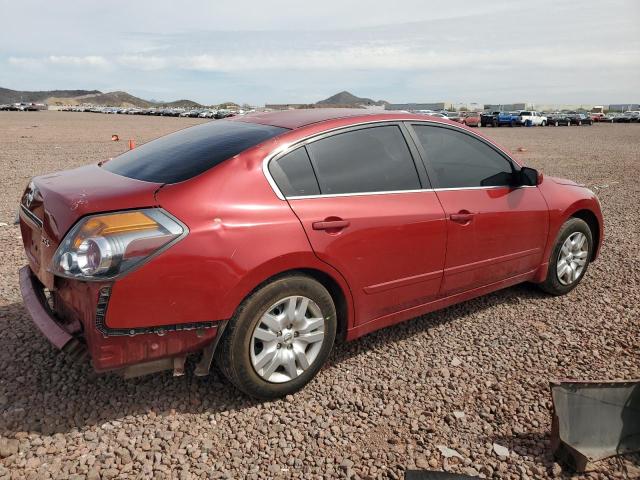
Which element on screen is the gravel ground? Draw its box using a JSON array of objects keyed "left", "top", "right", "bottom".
[{"left": 0, "top": 112, "right": 638, "bottom": 479}]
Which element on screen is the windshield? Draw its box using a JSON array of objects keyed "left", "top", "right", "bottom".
[{"left": 104, "top": 121, "right": 287, "bottom": 184}]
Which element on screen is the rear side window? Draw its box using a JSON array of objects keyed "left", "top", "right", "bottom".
[
  {"left": 104, "top": 121, "right": 287, "bottom": 183},
  {"left": 269, "top": 147, "right": 320, "bottom": 197},
  {"left": 412, "top": 125, "right": 514, "bottom": 188},
  {"left": 306, "top": 125, "right": 420, "bottom": 195}
]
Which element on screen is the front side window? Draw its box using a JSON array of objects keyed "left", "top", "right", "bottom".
[
  {"left": 412, "top": 125, "right": 514, "bottom": 188},
  {"left": 305, "top": 125, "right": 421, "bottom": 195}
]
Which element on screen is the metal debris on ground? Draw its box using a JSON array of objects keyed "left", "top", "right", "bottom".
[{"left": 550, "top": 380, "right": 640, "bottom": 472}]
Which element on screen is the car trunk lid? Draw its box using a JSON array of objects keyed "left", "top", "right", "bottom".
[{"left": 19, "top": 164, "right": 162, "bottom": 289}]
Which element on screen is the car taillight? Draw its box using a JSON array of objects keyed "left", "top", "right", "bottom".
[{"left": 51, "top": 209, "right": 186, "bottom": 280}]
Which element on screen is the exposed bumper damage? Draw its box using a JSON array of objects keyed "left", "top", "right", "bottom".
[
  {"left": 18, "top": 265, "right": 222, "bottom": 376},
  {"left": 19, "top": 265, "right": 73, "bottom": 350}
]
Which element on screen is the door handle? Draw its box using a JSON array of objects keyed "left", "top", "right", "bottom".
[
  {"left": 312, "top": 219, "right": 350, "bottom": 231},
  {"left": 450, "top": 211, "right": 475, "bottom": 224}
]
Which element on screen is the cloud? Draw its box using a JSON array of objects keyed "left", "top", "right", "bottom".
[
  {"left": 47, "top": 55, "right": 109, "bottom": 67},
  {"left": 22, "top": 43, "right": 627, "bottom": 76},
  {"left": 1, "top": 0, "right": 638, "bottom": 104},
  {"left": 9, "top": 55, "right": 110, "bottom": 69}
]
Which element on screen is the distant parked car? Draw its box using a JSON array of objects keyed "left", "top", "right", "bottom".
[
  {"left": 480, "top": 112, "right": 499, "bottom": 127},
  {"left": 495, "top": 112, "right": 521, "bottom": 127},
  {"left": 590, "top": 113, "right": 606, "bottom": 122},
  {"left": 460, "top": 112, "right": 480, "bottom": 127},
  {"left": 442, "top": 111, "right": 462, "bottom": 122},
  {"left": 614, "top": 111, "right": 640, "bottom": 123},
  {"left": 215, "top": 110, "right": 235, "bottom": 119},
  {"left": 518, "top": 111, "right": 547, "bottom": 127},
  {"left": 566, "top": 113, "right": 593, "bottom": 126},
  {"left": 546, "top": 113, "right": 571, "bottom": 126},
  {"left": 424, "top": 113, "right": 449, "bottom": 120}
]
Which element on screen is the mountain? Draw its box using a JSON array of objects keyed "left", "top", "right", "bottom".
[
  {"left": 316, "top": 91, "right": 388, "bottom": 107},
  {"left": 0, "top": 87, "right": 204, "bottom": 108},
  {"left": 0, "top": 87, "right": 101, "bottom": 104}
]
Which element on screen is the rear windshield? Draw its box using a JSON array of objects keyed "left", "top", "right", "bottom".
[{"left": 103, "top": 121, "right": 288, "bottom": 183}]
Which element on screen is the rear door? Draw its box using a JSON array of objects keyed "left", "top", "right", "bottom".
[
  {"left": 407, "top": 123, "right": 549, "bottom": 296},
  {"left": 268, "top": 123, "right": 447, "bottom": 325}
]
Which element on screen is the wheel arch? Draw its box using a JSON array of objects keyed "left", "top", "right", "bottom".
[
  {"left": 570, "top": 208, "right": 601, "bottom": 260},
  {"left": 221, "top": 260, "right": 354, "bottom": 343}
]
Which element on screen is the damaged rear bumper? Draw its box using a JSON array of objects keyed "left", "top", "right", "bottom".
[{"left": 18, "top": 265, "right": 222, "bottom": 376}]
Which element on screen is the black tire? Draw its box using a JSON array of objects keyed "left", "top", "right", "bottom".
[
  {"left": 554, "top": 121, "right": 559, "bottom": 127},
  {"left": 539, "top": 218, "right": 593, "bottom": 296},
  {"left": 541, "top": 121, "right": 547, "bottom": 127},
  {"left": 215, "top": 274, "right": 337, "bottom": 399},
  {"left": 578, "top": 120, "right": 582, "bottom": 126},
  {"left": 509, "top": 120, "right": 515, "bottom": 127}
]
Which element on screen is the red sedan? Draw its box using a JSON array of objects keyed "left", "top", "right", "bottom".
[
  {"left": 461, "top": 111, "right": 481, "bottom": 127},
  {"left": 19, "top": 109, "right": 603, "bottom": 398}
]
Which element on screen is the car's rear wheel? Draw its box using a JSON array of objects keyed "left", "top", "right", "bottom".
[
  {"left": 215, "top": 274, "right": 337, "bottom": 399},
  {"left": 539, "top": 218, "right": 593, "bottom": 296},
  {"left": 554, "top": 121, "right": 559, "bottom": 127}
]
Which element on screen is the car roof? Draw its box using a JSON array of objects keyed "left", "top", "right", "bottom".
[{"left": 231, "top": 108, "right": 421, "bottom": 130}]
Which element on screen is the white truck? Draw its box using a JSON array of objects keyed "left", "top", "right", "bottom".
[{"left": 518, "top": 111, "right": 547, "bottom": 127}]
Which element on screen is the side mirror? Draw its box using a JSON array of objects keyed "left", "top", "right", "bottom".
[{"left": 519, "top": 166, "right": 542, "bottom": 186}]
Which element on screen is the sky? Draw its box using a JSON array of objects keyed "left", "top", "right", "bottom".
[{"left": 0, "top": 0, "right": 638, "bottom": 106}]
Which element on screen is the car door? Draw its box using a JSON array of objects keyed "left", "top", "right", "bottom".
[
  {"left": 267, "top": 123, "right": 447, "bottom": 325},
  {"left": 407, "top": 123, "right": 549, "bottom": 296}
]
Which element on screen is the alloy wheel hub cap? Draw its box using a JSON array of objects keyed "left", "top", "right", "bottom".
[
  {"left": 250, "top": 295, "right": 325, "bottom": 383},
  {"left": 556, "top": 232, "right": 588, "bottom": 286}
]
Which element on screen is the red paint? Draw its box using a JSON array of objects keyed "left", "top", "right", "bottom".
[
  {"left": 18, "top": 110, "right": 604, "bottom": 373},
  {"left": 461, "top": 112, "right": 481, "bottom": 127}
]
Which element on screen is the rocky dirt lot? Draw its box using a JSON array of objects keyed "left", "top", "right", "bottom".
[{"left": 0, "top": 112, "right": 638, "bottom": 479}]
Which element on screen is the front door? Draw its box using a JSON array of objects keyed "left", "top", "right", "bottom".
[{"left": 408, "top": 123, "right": 549, "bottom": 296}]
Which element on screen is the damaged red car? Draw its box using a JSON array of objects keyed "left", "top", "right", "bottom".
[{"left": 19, "top": 109, "right": 603, "bottom": 399}]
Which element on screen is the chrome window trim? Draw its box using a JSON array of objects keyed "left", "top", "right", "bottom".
[
  {"left": 286, "top": 184, "right": 536, "bottom": 201},
  {"left": 19, "top": 204, "right": 44, "bottom": 228},
  {"left": 261, "top": 118, "right": 525, "bottom": 201},
  {"left": 433, "top": 185, "right": 536, "bottom": 192},
  {"left": 287, "top": 188, "right": 430, "bottom": 201}
]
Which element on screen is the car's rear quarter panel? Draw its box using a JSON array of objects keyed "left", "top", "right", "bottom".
[{"left": 105, "top": 137, "right": 354, "bottom": 330}]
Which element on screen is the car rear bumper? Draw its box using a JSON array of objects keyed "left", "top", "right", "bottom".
[
  {"left": 19, "top": 265, "right": 74, "bottom": 349},
  {"left": 19, "top": 265, "right": 221, "bottom": 374}
]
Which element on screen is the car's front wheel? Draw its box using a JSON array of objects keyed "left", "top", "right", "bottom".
[
  {"left": 539, "top": 218, "right": 593, "bottom": 295},
  {"left": 215, "top": 274, "right": 337, "bottom": 399}
]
